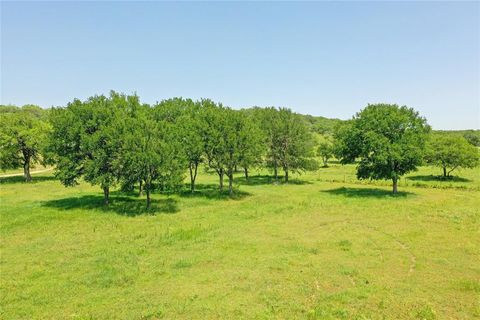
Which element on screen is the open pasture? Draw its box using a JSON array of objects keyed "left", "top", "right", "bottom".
[{"left": 1, "top": 165, "right": 479, "bottom": 319}]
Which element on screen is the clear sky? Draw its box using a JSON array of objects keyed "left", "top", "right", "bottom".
[{"left": 1, "top": 1, "right": 479, "bottom": 130}]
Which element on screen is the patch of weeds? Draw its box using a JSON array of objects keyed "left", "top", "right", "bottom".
[
  {"left": 414, "top": 305, "right": 436, "bottom": 320},
  {"left": 83, "top": 254, "right": 138, "bottom": 288},
  {"left": 352, "top": 314, "right": 374, "bottom": 320},
  {"left": 338, "top": 240, "right": 352, "bottom": 251},
  {"left": 160, "top": 225, "right": 210, "bottom": 245},
  {"left": 456, "top": 279, "right": 480, "bottom": 293},
  {"left": 307, "top": 305, "right": 349, "bottom": 320},
  {"left": 140, "top": 309, "right": 165, "bottom": 320},
  {"left": 172, "top": 259, "right": 193, "bottom": 269},
  {"left": 339, "top": 266, "right": 358, "bottom": 277}
]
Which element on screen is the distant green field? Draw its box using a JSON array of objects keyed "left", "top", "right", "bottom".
[
  {"left": 316, "top": 162, "right": 480, "bottom": 191},
  {"left": 1, "top": 165, "right": 479, "bottom": 319},
  {"left": 0, "top": 164, "right": 51, "bottom": 176}
]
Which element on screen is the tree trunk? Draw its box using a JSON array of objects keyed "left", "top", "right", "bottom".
[
  {"left": 146, "top": 187, "right": 151, "bottom": 209},
  {"left": 219, "top": 169, "right": 224, "bottom": 191},
  {"left": 139, "top": 180, "right": 143, "bottom": 197},
  {"left": 23, "top": 159, "right": 32, "bottom": 182},
  {"left": 284, "top": 166, "right": 289, "bottom": 183},
  {"left": 103, "top": 186, "right": 110, "bottom": 206},
  {"left": 189, "top": 162, "right": 198, "bottom": 192},
  {"left": 273, "top": 162, "right": 278, "bottom": 183},
  {"left": 228, "top": 173, "right": 233, "bottom": 196},
  {"left": 392, "top": 177, "right": 398, "bottom": 195},
  {"left": 443, "top": 166, "right": 447, "bottom": 178},
  {"left": 244, "top": 167, "right": 249, "bottom": 181}
]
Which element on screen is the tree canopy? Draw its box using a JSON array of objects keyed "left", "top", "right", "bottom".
[
  {"left": 0, "top": 105, "right": 50, "bottom": 181},
  {"left": 120, "top": 101, "right": 186, "bottom": 208},
  {"left": 317, "top": 138, "right": 334, "bottom": 167},
  {"left": 425, "top": 134, "right": 479, "bottom": 177},
  {"left": 252, "top": 107, "right": 318, "bottom": 183},
  {"left": 335, "top": 104, "right": 430, "bottom": 194},
  {"left": 48, "top": 92, "right": 130, "bottom": 204}
]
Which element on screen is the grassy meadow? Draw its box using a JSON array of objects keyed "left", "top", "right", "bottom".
[{"left": 1, "top": 164, "right": 479, "bottom": 319}]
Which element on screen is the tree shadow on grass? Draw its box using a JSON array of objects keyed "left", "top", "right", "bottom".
[
  {"left": 322, "top": 187, "right": 413, "bottom": 198},
  {"left": 42, "top": 195, "right": 178, "bottom": 216},
  {"left": 234, "top": 175, "right": 312, "bottom": 186},
  {"left": 406, "top": 175, "right": 471, "bottom": 183},
  {"left": 175, "top": 183, "right": 251, "bottom": 200},
  {"left": 0, "top": 175, "right": 57, "bottom": 184}
]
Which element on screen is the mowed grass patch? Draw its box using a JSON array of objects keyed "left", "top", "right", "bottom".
[{"left": 1, "top": 167, "right": 479, "bottom": 319}]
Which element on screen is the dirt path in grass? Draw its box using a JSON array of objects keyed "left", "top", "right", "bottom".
[{"left": 0, "top": 168, "right": 53, "bottom": 178}]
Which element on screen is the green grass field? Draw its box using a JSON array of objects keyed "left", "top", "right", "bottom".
[{"left": 1, "top": 164, "right": 479, "bottom": 319}]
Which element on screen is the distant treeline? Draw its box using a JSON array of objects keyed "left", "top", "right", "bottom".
[{"left": 433, "top": 129, "right": 480, "bottom": 147}]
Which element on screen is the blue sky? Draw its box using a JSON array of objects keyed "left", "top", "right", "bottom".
[{"left": 1, "top": 1, "right": 478, "bottom": 130}]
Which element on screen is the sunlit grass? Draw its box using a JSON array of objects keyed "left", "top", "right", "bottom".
[{"left": 1, "top": 165, "right": 479, "bottom": 319}]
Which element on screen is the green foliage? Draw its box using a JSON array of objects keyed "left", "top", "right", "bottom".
[
  {"left": 435, "top": 129, "right": 480, "bottom": 147},
  {"left": 0, "top": 104, "right": 49, "bottom": 119},
  {"left": 256, "top": 107, "right": 318, "bottom": 182},
  {"left": 178, "top": 99, "right": 205, "bottom": 192},
  {"left": 335, "top": 104, "right": 430, "bottom": 193},
  {"left": 0, "top": 106, "right": 50, "bottom": 181},
  {"left": 462, "top": 131, "right": 480, "bottom": 147},
  {"left": 198, "top": 99, "right": 229, "bottom": 190},
  {"left": 121, "top": 101, "right": 186, "bottom": 208},
  {"left": 199, "top": 101, "right": 263, "bottom": 194},
  {"left": 237, "top": 109, "right": 265, "bottom": 179},
  {"left": 425, "top": 134, "right": 479, "bottom": 177},
  {"left": 299, "top": 113, "right": 343, "bottom": 135},
  {"left": 317, "top": 139, "right": 334, "bottom": 167},
  {"left": 48, "top": 92, "right": 132, "bottom": 204},
  {"left": 276, "top": 108, "right": 318, "bottom": 181}
]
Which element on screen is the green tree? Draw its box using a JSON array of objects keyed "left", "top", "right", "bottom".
[
  {"left": 222, "top": 109, "right": 262, "bottom": 194},
  {"left": 49, "top": 92, "right": 129, "bottom": 205},
  {"left": 0, "top": 106, "right": 50, "bottom": 181},
  {"left": 317, "top": 139, "right": 334, "bottom": 167},
  {"left": 463, "top": 131, "right": 480, "bottom": 147},
  {"left": 199, "top": 101, "right": 261, "bottom": 194},
  {"left": 199, "top": 99, "right": 229, "bottom": 191},
  {"left": 425, "top": 134, "right": 479, "bottom": 177},
  {"left": 177, "top": 100, "right": 204, "bottom": 192},
  {"left": 335, "top": 104, "right": 430, "bottom": 194},
  {"left": 255, "top": 107, "right": 317, "bottom": 183},
  {"left": 275, "top": 108, "right": 317, "bottom": 182},
  {"left": 121, "top": 103, "right": 186, "bottom": 208},
  {"left": 237, "top": 109, "right": 264, "bottom": 180},
  {"left": 256, "top": 107, "right": 282, "bottom": 182}
]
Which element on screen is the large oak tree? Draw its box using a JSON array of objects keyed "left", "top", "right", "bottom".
[
  {"left": 49, "top": 92, "right": 129, "bottom": 205},
  {"left": 335, "top": 104, "right": 430, "bottom": 194}
]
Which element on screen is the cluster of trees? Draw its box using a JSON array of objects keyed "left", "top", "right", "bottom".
[
  {"left": 1, "top": 98, "right": 478, "bottom": 199},
  {"left": 333, "top": 104, "right": 479, "bottom": 193},
  {"left": 435, "top": 129, "right": 480, "bottom": 147},
  {"left": 0, "top": 105, "right": 50, "bottom": 181},
  {"left": 44, "top": 92, "right": 317, "bottom": 207}
]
